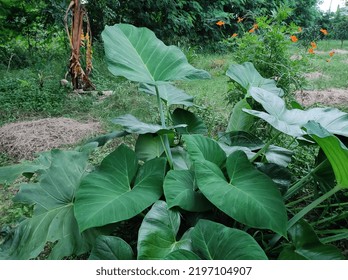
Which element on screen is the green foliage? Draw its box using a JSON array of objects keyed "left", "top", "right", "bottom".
[{"left": 1, "top": 24, "right": 347, "bottom": 261}]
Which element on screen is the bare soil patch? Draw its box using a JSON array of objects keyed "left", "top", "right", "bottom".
[
  {"left": 295, "top": 88, "right": 348, "bottom": 107},
  {"left": 0, "top": 117, "right": 102, "bottom": 160}
]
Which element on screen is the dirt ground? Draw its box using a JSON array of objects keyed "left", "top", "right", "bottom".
[{"left": 295, "top": 88, "right": 348, "bottom": 107}]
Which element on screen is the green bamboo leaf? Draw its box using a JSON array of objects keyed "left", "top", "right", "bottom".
[
  {"left": 89, "top": 236, "right": 134, "bottom": 260},
  {"left": 164, "top": 170, "right": 212, "bottom": 212},
  {"left": 244, "top": 87, "right": 348, "bottom": 138},
  {"left": 191, "top": 219, "right": 268, "bottom": 260},
  {"left": 195, "top": 151, "right": 287, "bottom": 236},
  {"left": 183, "top": 134, "right": 226, "bottom": 167},
  {"left": 139, "top": 83, "right": 194, "bottom": 107},
  {"left": 172, "top": 108, "right": 207, "bottom": 135},
  {"left": 2, "top": 150, "right": 98, "bottom": 259},
  {"left": 279, "top": 220, "right": 344, "bottom": 260},
  {"left": 102, "top": 24, "right": 210, "bottom": 84},
  {"left": 226, "top": 62, "right": 284, "bottom": 96},
  {"left": 304, "top": 121, "right": 348, "bottom": 188},
  {"left": 75, "top": 145, "right": 167, "bottom": 231},
  {"left": 226, "top": 99, "right": 254, "bottom": 132},
  {"left": 137, "top": 201, "right": 192, "bottom": 260}
]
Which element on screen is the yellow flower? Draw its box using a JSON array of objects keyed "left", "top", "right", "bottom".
[
  {"left": 290, "top": 35, "right": 298, "bottom": 43},
  {"left": 253, "top": 23, "right": 259, "bottom": 29},
  {"left": 237, "top": 17, "right": 244, "bottom": 23},
  {"left": 216, "top": 20, "right": 225, "bottom": 26}
]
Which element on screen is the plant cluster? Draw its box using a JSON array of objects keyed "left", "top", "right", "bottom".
[{"left": 0, "top": 24, "right": 347, "bottom": 260}]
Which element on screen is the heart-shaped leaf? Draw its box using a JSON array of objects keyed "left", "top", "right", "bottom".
[
  {"left": 112, "top": 114, "right": 185, "bottom": 135},
  {"left": 226, "top": 99, "right": 254, "bottom": 132},
  {"left": 244, "top": 87, "right": 348, "bottom": 138},
  {"left": 164, "top": 249, "right": 201, "bottom": 260},
  {"left": 172, "top": 108, "right": 207, "bottom": 135},
  {"left": 3, "top": 150, "right": 99, "bottom": 259},
  {"left": 226, "top": 62, "right": 284, "bottom": 97},
  {"left": 304, "top": 121, "right": 348, "bottom": 189},
  {"left": 279, "top": 220, "right": 344, "bottom": 260},
  {"left": 135, "top": 133, "right": 164, "bottom": 161},
  {"left": 164, "top": 169, "right": 212, "bottom": 212},
  {"left": 74, "top": 145, "right": 167, "bottom": 231},
  {"left": 139, "top": 83, "right": 194, "bottom": 107},
  {"left": 195, "top": 151, "right": 287, "bottom": 236},
  {"left": 183, "top": 134, "right": 226, "bottom": 167},
  {"left": 137, "top": 201, "right": 192, "bottom": 260},
  {"left": 89, "top": 236, "right": 134, "bottom": 260},
  {"left": 191, "top": 219, "right": 268, "bottom": 260},
  {"left": 102, "top": 24, "right": 210, "bottom": 84}
]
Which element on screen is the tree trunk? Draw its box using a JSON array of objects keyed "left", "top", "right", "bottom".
[{"left": 65, "top": 0, "right": 95, "bottom": 91}]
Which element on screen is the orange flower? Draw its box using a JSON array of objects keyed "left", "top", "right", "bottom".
[
  {"left": 329, "top": 50, "right": 335, "bottom": 57},
  {"left": 253, "top": 23, "right": 259, "bottom": 29},
  {"left": 308, "top": 48, "right": 315, "bottom": 54},
  {"left": 216, "top": 20, "right": 225, "bottom": 26},
  {"left": 310, "top": 42, "right": 317, "bottom": 49},
  {"left": 320, "top": 28, "right": 328, "bottom": 35},
  {"left": 249, "top": 28, "right": 255, "bottom": 33},
  {"left": 237, "top": 17, "right": 244, "bottom": 23},
  {"left": 290, "top": 35, "right": 298, "bottom": 43},
  {"left": 231, "top": 33, "right": 238, "bottom": 37},
  {"left": 298, "top": 27, "right": 302, "bottom": 32}
]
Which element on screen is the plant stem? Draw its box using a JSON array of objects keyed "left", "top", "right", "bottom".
[
  {"left": 284, "top": 159, "right": 328, "bottom": 200},
  {"left": 155, "top": 85, "right": 173, "bottom": 168},
  {"left": 250, "top": 131, "right": 282, "bottom": 162}
]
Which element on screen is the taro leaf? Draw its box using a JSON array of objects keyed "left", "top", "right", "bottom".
[
  {"left": 255, "top": 163, "right": 292, "bottom": 196},
  {"left": 226, "top": 99, "right": 254, "bottom": 132},
  {"left": 139, "top": 83, "right": 194, "bottom": 107},
  {"left": 218, "top": 143, "right": 255, "bottom": 159},
  {"left": 183, "top": 134, "right": 226, "bottom": 167},
  {"left": 112, "top": 114, "right": 186, "bottom": 135},
  {"left": 219, "top": 131, "right": 264, "bottom": 150},
  {"left": 75, "top": 145, "right": 167, "bottom": 231},
  {"left": 226, "top": 62, "right": 284, "bottom": 97},
  {"left": 0, "top": 152, "right": 51, "bottom": 184},
  {"left": 3, "top": 150, "right": 97, "bottom": 260},
  {"left": 164, "top": 170, "right": 212, "bottom": 212},
  {"left": 279, "top": 220, "right": 344, "bottom": 260},
  {"left": 244, "top": 87, "right": 348, "bottom": 138},
  {"left": 172, "top": 108, "right": 207, "bottom": 135},
  {"left": 265, "top": 145, "right": 293, "bottom": 167},
  {"left": 86, "top": 131, "right": 129, "bottom": 147},
  {"left": 191, "top": 219, "right": 268, "bottom": 260},
  {"left": 171, "top": 146, "right": 191, "bottom": 170},
  {"left": 135, "top": 133, "right": 164, "bottom": 161},
  {"left": 164, "top": 249, "right": 201, "bottom": 260},
  {"left": 89, "top": 236, "right": 134, "bottom": 260},
  {"left": 195, "top": 151, "right": 287, "bottom": 236},
  {"left": 102, "top": 24, "right": 210, "bottom": 85},
  {"left": 304, "top": 121, "right": 348, "bottom": 189},
  {"left": 137, "top": 201, "right": 192, "bottom": 260}
]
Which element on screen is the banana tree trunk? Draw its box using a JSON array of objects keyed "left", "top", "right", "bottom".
[{"left": 65, "top": 0, "right": 95, "bottom": 90}]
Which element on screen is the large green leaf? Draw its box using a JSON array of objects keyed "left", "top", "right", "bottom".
[
  {"left": 102, "top": 24, "right": 210, "bottom": 84},
  {"left": 2, "top": 150, "right": 97, "bottom": 259},
  {"left": 112, "top": 114, "right": 185, "bottom": 135},
  {"left": 89, "top": 236, "right": 134, "bottom": 260},
  {"left": 279, "top": 220, "right": 344, "bottom": 260},
  {"left": 137, "top": 201, "right": 192, "bottom": 260},
  {"left": 75, "top": 145, "right": 167, "bottom": 231},
  {"left": 304, "top": 121, "right": 348, "bottom": 188},
  {"left": 265, "top": 145, "right": 293, "bottom": 167},
  {"left": 164, "top": 249, "right": 201, "bottom": 260},
  {"left": 244, "top": 87, "right": 348, "bottom": 138},
  {"left": 195, "top": 151, "right": 287, "bottom": 236},
  {"left": 164, "top": 170, "right": 212, "bottom": 212},
  {"left": 191, "top": 219, "right": 268, "bottom": 260},
  {"left": 135, "top": 133, "right": 164, "bottom": 161},
  {"left": 226, "top": 99, "right": 254, "bottom": 132},
  {"left": 226, "top": 62, "right": 284, "bottom": 97},
  {"left": 183, "top": 134, "right": 226, "bottom": 167},
  {"left": 139, "top": 83, "right": 194, "bottom": 107},
  {"left": 172, "top": 108, "right": 207, "bottom": 135},
  {"left": 171, "top": 146, "right": 191, "bottom": 170}
]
